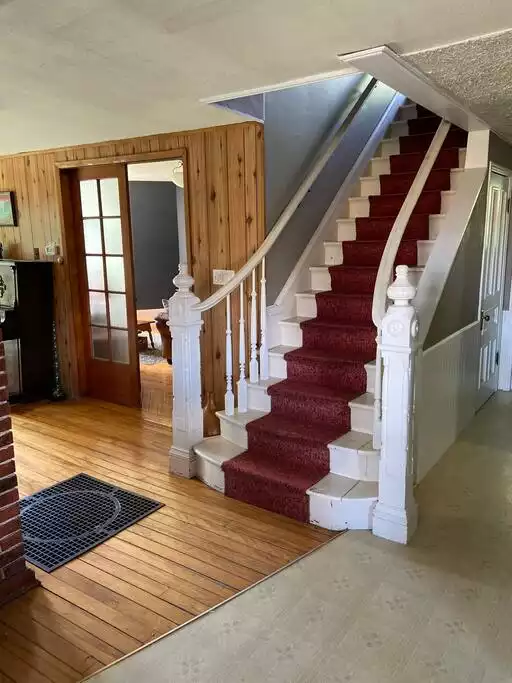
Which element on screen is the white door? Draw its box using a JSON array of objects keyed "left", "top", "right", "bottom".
[{"left": 477, "top": 169, "right": 511, "bottom": 408}]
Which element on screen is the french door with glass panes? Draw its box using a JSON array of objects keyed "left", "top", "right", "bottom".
[{"left": 74, "top": 165, "right": 140, "bottom": 407}]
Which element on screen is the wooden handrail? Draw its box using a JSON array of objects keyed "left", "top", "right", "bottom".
[
  {"left": 193, "top": 75, "right": 378, "bottom": 313},
  {"left": 371, "top": 119, "right": 451, "bottom": 328}
]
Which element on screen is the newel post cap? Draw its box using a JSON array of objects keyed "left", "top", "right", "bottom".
[{"left": 387, "top": 265, "right": 416, "bottom": 306}]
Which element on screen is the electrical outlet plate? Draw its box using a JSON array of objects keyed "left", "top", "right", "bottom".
[{"left": 213, "top": 269, "right": 235, "bottom": 286}]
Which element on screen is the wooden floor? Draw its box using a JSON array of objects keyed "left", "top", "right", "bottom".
[
  {"left": 0, "top": 400, "right": 334, "bottom": 683},
  {"left": 139, "top": 360, "right": 172, "bottom": 427}
]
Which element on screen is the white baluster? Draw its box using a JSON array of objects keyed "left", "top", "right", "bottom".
[
  {"left": 259, "top": 257, "right": 269, "bottom": 380},
  {"left": 237, "top": 281, "right": 248, "bottom": 412},
  {"left": 168, "top": 264, "right": 203, "bottom": 478},
  {"left": 373, "top": 265, "right": 418, "bottom": 544},
  {"left": 372, "top": 331, "right": 383, "bottom": 449},
  {"left": 225, "top": 293, "right": 235, "bottom": 416},
  {"left": 249, "top": 268, "right": 259, "bottom": 383}
]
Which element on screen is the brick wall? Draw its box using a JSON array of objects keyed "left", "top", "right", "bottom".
[{"left": 0, "top": 337, "right": 39, "bottom": 606}]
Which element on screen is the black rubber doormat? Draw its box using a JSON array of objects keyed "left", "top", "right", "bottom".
[{"left": 20, "top": 473, "right": 163, "bottom": 572}]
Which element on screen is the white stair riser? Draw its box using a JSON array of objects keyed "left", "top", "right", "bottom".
[
  {"left": 369, "top": 157, "right": 391, "bottom": 176},
  {"left": 329, "top": 445, "right": 379, "bottom": 482},
  {"left": 324, "top": 242, "right": 342, "bottom": 266},
  {"left": 337, "top": 219, "right": 357, "bottom": 241},
  {"left": 349, "top": 402, "right": 373, "bottom": 434},
  {"left": 459, "top": 148, "right": 466, "bottom": 167},
  {"left": 417, "top": 241, "right": 433, "bottom": 267},
  {"left": 196, "top": 458, "right": 225, "bottom": 493},
  {"left": 360, "top": 176, "right": 380, "bottom": 197},
  {"left": 279, "top": 320, "right": 303, "bottom": 347},
  {"left": 440, "top": 191, "right": 456, "bottom": 213},
  {"left": 429, "top": 214, "right": 445, "bottom": 239},
  {"left": 388, "top": 120, "right": 409, "bottom": 138},
  {"left": 310, "top": 267, "right": 331, "bottom": 291},
  {"left": 365, "top": 364, "right": 375, "bottom": 394},
  {"left": 219, "top": 416, "right": 248, "bottom": 449},
  {"left": 398, "top": 104, "right": 417, "bottom": 121},
  {"left": 269, "top": 351, "right": 288, "bottom": 379},
  {"left": 308, "top": 493, "right": 377, "bottom": 531},
  {"left": 248, "top": 385, "right": 271, "bottom": 412},
  {"left": 348, "top": 196, "right": 370, "bottom": 218},
  {"left": 379, "top": 138, "right": 400, "bottom": 158},
  {"left": 296, "top": 293, "right": 317, "bottom": 318}
]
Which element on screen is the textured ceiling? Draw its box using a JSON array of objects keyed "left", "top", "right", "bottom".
[
  {"left": 1, "top": 0, "right": 512, "bottom": 154},
  {"left": 405, "top": 30, "right": 512, "bottom": 142}
]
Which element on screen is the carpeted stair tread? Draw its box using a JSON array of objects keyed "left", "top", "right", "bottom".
[
  {"left": 246, "top": 412, "right": 343, "bottom": 445},
  {"left": 368, "top": 189, "right": 441, "bottom": 217},
  {"left": 268, "top": 378, "right": 360, "bottom": 403},
  {"left": 355, "top": 215, "right": 430, "bottom": 242},
  {"left": 390, "top": 147, "right": 461, "bottom": 174},
  {"left": 301, "top": 317, "right": 374, "bottom": 331},
  {"left": 379, "top": 168, "right": 452, "bottom": 195},
  {"left": 223, "top": 451, "right": 324, "bottom": 489},
  {"left": 399, "top": 128, "right": 467, "bottom": 155},
  {"left": 285, "top": 345, "right": 373, "bottom": 365}
]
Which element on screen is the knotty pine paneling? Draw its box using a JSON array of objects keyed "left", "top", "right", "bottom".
[{"left": 0, "top": 122, "right": 265, "bottom": 408}]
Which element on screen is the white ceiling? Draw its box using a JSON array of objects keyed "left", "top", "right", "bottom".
[{"left": 1, "top": 0, "right": 512, "bottom": 155}]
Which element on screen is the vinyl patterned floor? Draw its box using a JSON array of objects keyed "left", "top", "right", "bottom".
[
  {"left": 89, "top": 392, "right": 512, "bottom": 683},
  {"left": 0, "top": 399, "right": 333, "bottom": 683}
]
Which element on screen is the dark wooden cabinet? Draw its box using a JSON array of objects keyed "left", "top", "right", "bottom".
[{"left": 0, "top": 261, "right": 54, "bottom": 402}]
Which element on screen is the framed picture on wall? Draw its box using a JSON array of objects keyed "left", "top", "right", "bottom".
[{"left": 0, "top": 191, "right": 16, "bottom": 226}]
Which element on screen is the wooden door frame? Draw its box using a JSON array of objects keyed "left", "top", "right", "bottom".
[{"left": 56, "top": 148, "right": 191, "bottom": 398}]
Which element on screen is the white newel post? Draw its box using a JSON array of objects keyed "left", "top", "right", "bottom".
[
  {"left": 372, "top": 265, "right": 418, "bottom": 544},
  {"left": 168, "top": 264, "right": 204, "bottom": 478}
]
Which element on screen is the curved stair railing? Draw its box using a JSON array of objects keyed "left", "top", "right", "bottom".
[
  {"left": 167, "top": 75, "right": 385, "bottom": 477},
  {"left": 371, "top": 119, "right": 451, "bottom": 449}
]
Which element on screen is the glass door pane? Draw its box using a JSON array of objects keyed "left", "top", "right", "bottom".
[{"left": 79, "top": 175, "right": 129, "bottom": 365}]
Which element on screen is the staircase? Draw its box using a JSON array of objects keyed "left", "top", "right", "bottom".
[{"left": 192, "top": 101, "right": 467, "bottom": 530}]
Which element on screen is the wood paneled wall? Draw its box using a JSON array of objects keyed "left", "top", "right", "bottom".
[{"left": 0, "top": 122, "right": 265, "bottom": 409}]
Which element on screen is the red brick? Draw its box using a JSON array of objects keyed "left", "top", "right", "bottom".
[
  {"left": 0, "top": 501, "right": 19, "bottom": 524},
  {"left": 0, "top": 568, "right": 39, "bottom": 607},
  {"left": 3, "top": 556, "right": 26, "bottom": 579},
  {"left": 0, "top": 444, "right": 14, "bottom": 464},
  {"left": 0, "top": 459, "right": 14, "bottom": 479},
  {"left": 0, "top": 473, "right": 16, "bottom": 494},
  {"left": 0, "top": 543, "right": 24, "bottom": 569},
  {"left": 0, "top": 516, "right": 20, "bottom": 539},
  {"left": 0, "top": 488, "right": 18, "bottom": 508},
  {"left": 0, "top": 530, "right": 22, "bottom": 552},
  {"left": 0, "top": 431, "right": 13, "bottom": 449}
]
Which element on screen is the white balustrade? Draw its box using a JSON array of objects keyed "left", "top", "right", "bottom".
[
  {"left": 237, "top": 281, "right": 248, "bottom": 412},
  {"left": 168, "top": 264, "right": 204, "bottom": 478},
  {"left": 373, "top": 265, "right": 418, "bottom": 544},
  {"left": 249, "top": 269, "right": 259, "bottom": 384},
  {"left": 259, "top": 258, "right": 269, "bottom": 380},
  {"left": 225, "top": 293, "right": 235, "bottom": 416}
]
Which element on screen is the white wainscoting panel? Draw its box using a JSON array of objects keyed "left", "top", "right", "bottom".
[
  {"left": 498, "top": 310, "right": 512, "bottom": 391},
  {"left": 416, "top": 322, "right": 480, "bottom": 481}
]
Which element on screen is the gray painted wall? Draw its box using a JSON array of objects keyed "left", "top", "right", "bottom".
[
  {"left": 265, "top": 81, "right": 397, "bottom": 302},
  {"left": 264, "top": 74, "right": 362, "bottom": 233},
  {"left": 129, "top": 181, "right": 179, "bottom": 310},
  {"left": 424, "top": 181, "right": 488, "bottom": 349}
]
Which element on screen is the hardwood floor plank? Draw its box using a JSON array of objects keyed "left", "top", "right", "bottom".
[{"left": 1, "top": 399, "right": 335, "bottom": 683}]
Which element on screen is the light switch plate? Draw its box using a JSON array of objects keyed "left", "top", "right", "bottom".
[{"left": 213, "top": 269, "right": 235, "bottom": 286}]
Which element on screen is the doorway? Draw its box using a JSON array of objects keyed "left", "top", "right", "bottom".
[
  {"left": 61, "top": 152, "right": 187, "bottom": 417},
  {"left": 477, "top": 165, "right": 512, "bottom": 408}
]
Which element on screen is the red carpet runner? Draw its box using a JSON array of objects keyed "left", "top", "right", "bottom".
[{"left": 223, "top": 106, "right": 467, "bottom": 522}]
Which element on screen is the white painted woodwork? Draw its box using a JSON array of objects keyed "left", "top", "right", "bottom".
[
  {"left": 247, "top": 378, "right": 280, "bottom": 412},
  {"left": 477, "top": 170, "right": 511, "bottom": 407},
  {"left": 224, "top": 293, "right": 235, "bottom": 416},
  {"left": 379, "top": 138, "right": 400, "bottom": 158},
  {"left": 268, "top": 345, "right": 295, "bottom": 379},
  {"left": 168, "top": 265, "right": 204, "bottom": 478},
  {"left": 498, "top": 310, "right": 512, "bottom": 391},
  {"left": 324, "top": 241, "right": 343, "bottom": 266},
  {"left": 348, "top": 393, "right": 374, "bottom": 434},
  {"left": 416, "top": 322, "right": 480, "bottom": 481},
  {"left": 398, "top": 103, "right": 418, "bottom": 121},
  {"left": 388, "top": 119, "right": 409, "bottom": 138},
  {"left": 279, "top": 317, "right": 307, "bottom": 347},
  {"left": 416, "top": 240, "right": 435, "bottom": 266},
  {"left": 249, "top": 269, "right": 259, "bottom": 384},
  {"left": 348, "top": 196, "right": 370, "bottom": 218},
  {"left": 295, "top": 291, "right": 317, "bottom": 318},
  {"left": 259, "top": 257, "right": 269, "bottom": 380},
  {"left": 368, "top": 156, "right": 391, "bottom": 177},
  {"left": 428, "top": 213, "right": 446, "bottom": 240},
  {"left": 237, "top": 282, "right": 248, "bottom": 413},
  {"left": 360, "top": 176, "right": 380, "bottom": 197},
  {"left": 307, "top": 475, "right": 378, "bottom": 530},
  {"left": 309, "top": 266, "right": 331, "bottom": 291},
  {"left": 194, "top": 436, "right": 245, "bottom": 493},
  {"left": 365, "top": 361, "right": 376, "bottom": 394},
  {"left": 336, "top": 218, "right": 357, "bottom": 241},
  {"left": 217, "top": 409, "right": 267, "bottom": 449},
  {"left": 329, "top": 431, "right": 380, "bottom": 481},
  {"left": 372, "top": 266, "right": 418, "bottom": 544},
  {"left": 415, "top": 166, "right": 488, "bottom": 345}
]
